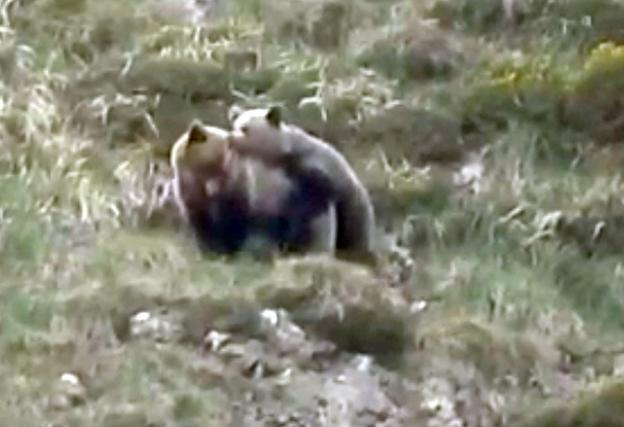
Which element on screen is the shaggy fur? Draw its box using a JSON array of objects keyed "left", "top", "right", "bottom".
[{"left": 170, "top": 120, "right": 337, "bottom": 255}]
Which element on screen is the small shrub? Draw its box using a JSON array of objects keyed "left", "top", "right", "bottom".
[
  {"left": 566, "top": 42, "right": 624, "bottom": 142},
  {"left": 459, "top": 52, "right": 570, "bottom": 133}
]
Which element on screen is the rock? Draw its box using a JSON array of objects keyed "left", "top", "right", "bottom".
[
  {"left": 129, "top": 309, "right": 184, "bottom": 342},
  {"left": 259, "top": 308, "right": 307, "bottom": 355},
  {"left": 203, "top": 330, "right": 231, "bottom": 352},
  {"left": 49, "top": 372, "right": 87, "bottom": 409}
]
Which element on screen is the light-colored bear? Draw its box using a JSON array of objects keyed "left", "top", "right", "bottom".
[{"left": 228, "top": 106, "right": 376, "bottom": 265}]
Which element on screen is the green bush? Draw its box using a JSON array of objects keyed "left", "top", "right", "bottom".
[
  {"left": 565, "top": 42, "right": 624, "bottom": 142},
  {"left": 460, "top": 53, "right": 569, "bottom": 132}
]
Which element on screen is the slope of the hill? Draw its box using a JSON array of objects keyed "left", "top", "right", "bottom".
[{"left": 3, "top": 0, "right": 624, "bottom": 425}]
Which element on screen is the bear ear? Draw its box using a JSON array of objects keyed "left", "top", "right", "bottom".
[
  {"left": 266, "top": 105, "right": 282, "bottom": 128},
  {"left": 228, "top": 104, "right": 243, "bottom": 124},
  {"left": 187, "top": 120, "right": 207, "bottom": 145}
]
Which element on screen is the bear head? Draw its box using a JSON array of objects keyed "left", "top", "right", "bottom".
[
  {"left": 228, "top": 105, "right": 291, "bottom": 163},
  {"left": 170, "top": 120, "right": 238, "bottom": 196}
]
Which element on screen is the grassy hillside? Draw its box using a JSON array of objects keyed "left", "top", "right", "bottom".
[{"left": 4, "top": 0, "right": 624, "bottom": 425}]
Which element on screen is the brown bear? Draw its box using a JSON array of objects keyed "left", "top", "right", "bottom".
[
  {"left": 169, "top": 119, "right": 337, "bottom": 256},
  {"left": 228, "top": 106, "right": 377, "bottom": 265}
]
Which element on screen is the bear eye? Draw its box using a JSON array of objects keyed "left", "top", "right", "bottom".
[{"left": 241, "top": 126, "right": 250, "bottom": 135}]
